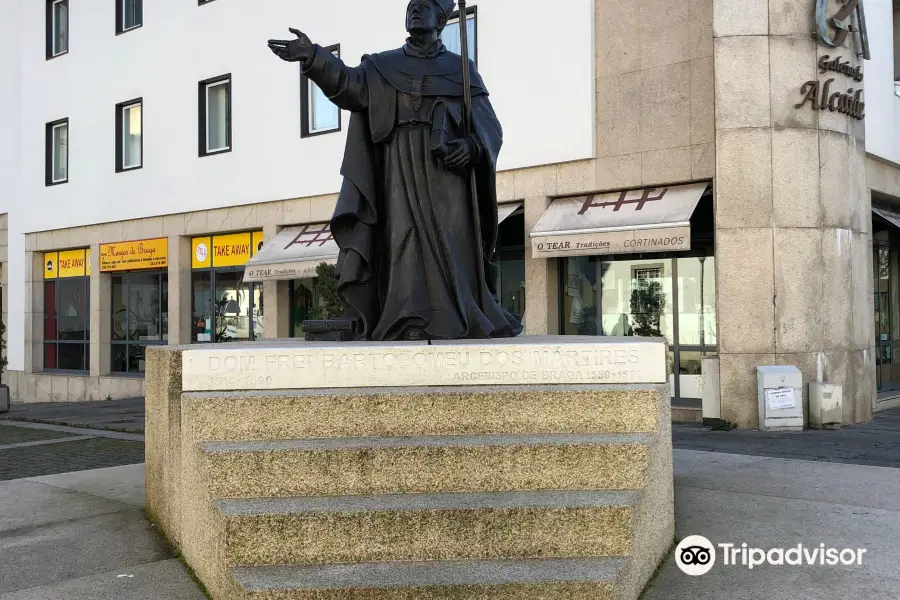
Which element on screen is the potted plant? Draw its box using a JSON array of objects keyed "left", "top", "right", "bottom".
[
  {"left": 0, "top": 319, "right": 9, "bottom": 413},
  {"left": 310, "top": 262, "right": 345, "bottom": 320}
]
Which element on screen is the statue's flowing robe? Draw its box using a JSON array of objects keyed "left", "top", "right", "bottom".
[{"left": 303, "top": 41, "right": 522, "bottom": 340}]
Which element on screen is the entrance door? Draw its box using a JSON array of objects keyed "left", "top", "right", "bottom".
[{"left": 874, "top": 245, "right": 898, "bottom": 391}]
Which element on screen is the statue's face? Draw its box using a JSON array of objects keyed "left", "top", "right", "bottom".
[{"left": 406, "top": 0, "right": 445, "bottom": 33}]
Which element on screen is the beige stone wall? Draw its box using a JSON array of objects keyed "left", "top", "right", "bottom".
[
  {"left": 868, "top": 155, "right": 900, "bottom": 201},
  {"left": 594, "top": 0, "right": 715, "bottom": 187},
  {"left": 516, "top": 0, "right": 716, "bottom": 338},
  {"left": 713, "top": 0, "right": 874, "bottom": 427}
]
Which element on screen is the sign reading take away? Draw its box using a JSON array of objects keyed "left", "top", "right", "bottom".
[
  {"left": 44, "top": 249, "right": 90, "bottom": 279},
  {"left": 192, "top": 231, "right": 264, "bottom": 269},
  {"left": 100, "top": 238, "right": 168, "bottom": 272}
]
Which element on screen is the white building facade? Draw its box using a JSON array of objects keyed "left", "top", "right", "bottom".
[{"left": 2, "top": 0, "right": 900, "bottom": 428}]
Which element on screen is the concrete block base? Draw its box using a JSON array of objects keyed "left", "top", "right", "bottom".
[{"left": 145, "top": 342, "right": 674, "bottom": 600}]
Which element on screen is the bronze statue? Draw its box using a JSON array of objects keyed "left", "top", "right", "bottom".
[{"left": 268, "top": 0, "right": 522, "bottom": 341}]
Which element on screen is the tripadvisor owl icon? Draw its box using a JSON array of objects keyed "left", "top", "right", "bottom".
[{"left": 676, "top": 535, "right": 716, "bottom": 576}]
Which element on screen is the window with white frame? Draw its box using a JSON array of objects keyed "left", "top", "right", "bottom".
[
  {"left": 301, "top": 45, "right": 341, "bottom": 137},
  {"left": 442, "top": 7, "right": 476, "bottom": 64},
  {"left": 118, "top": 0, "right": 142, "bottom": 34},
  {"left": 47, "top": 0, "right": 68, "bottom": 59},
  {"left": 46, "top": 119, "right": 69, "bottom": 185},
  {"left": 199, "top": 75, "right": 231, "bottom": 156},
  {"left": 117, "top": 99, "right": 142, "bottom": 171}
]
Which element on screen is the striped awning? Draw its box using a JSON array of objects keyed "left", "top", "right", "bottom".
[{"left": 244, "top": 223, "right": 339, "bottom": 282}]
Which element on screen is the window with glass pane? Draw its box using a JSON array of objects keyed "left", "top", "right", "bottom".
[
  {"left": 122, "top": 0, "right": 142, "bottom": 31},
  {"left": 561, "top": 256, "right": 674, "bottom": 343},
  {"left": 206, "top": 80, "right": 230, "bottom": 153},
  {"left": 494, "top": 211, "right": 526, "bottom": 323},
  {"left": 43, "top": 276, "right": 89, "bottom": 372},
  {"left": 251, "top": 283, "right": 264, "bottom": 340},
  {"left": 52, "top": 122, "right": 68, "bottom": 183},
  {"left": 192, "top": 269, "right": 263, "bottom": 343},
  {"left": 215, "top": 271, "right": 251, "bottom": 342},
  {"left": 442, "top": 10, "right": 476, "bottom": 62},
  {"left": 309, "top": 81, "right": 339, "bottom": 133},
  {"left": 290, "top": 279, "right": 317, "bottom": 336},
  {"left": 121, "top": 103, "right": 142, "bottom": 169},
  {"left": 676, "top": 256, "right": 716, "bottom": 347},
  {"left": 50, "top": 0, "right": 68, "bottom": 57},
  {"left": 111, "top": 272, "right": 167, "bottom": 374},
  {"left": 192, "top": 271, "right": 213, "bottom": 342},
  {"left": 303, "top": 47, "right": 341, "bottom": 136}
]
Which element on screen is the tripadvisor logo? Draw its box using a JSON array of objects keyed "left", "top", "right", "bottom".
[
  {"left": 675, "top": 535, "right": 868, "bottom": 575},
  {"left": 676, "top": 536, "right": 716, "bottom": 576}
]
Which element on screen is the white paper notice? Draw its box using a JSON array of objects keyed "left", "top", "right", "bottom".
[{"left": 766, "top": 387, "right": 796, "bottom": 411}]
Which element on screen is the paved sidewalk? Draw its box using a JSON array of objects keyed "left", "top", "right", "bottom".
[
  {"left": 0, "top": 397, "right": 145, "bottom": 433},
  {"left": 673, "top": 408, "right": 900, "bottom": 467},
  {"left": 0, "top": 463, "right": 205, "bottom": 600},
  {"left": 643, "top": 449, "right": 900, "bottom": 599}
]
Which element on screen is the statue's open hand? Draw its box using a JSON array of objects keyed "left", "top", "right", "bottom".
[
  {"left": 441, "top": 138, "right": 473, "bottom": 171},
  {"left": 268, "top": 28, "right": 315, "bottom": 63}
]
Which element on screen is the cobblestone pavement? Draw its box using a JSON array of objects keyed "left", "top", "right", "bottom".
[
  {"left": 0, "top": 397, "right": 145, "bottom": 433},
  {"left": 0, "top": 422, "right": 145, "bottom": 482},
  {"left": 0, "top": 425, "right": 73, "bottom": 445}
]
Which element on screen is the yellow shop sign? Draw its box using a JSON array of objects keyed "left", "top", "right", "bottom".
[
  {"left": 44, "top": 249, "right": 89, "bottom": 279},
  {"left": 100, "top": 237, "right": 169, "bottom": 272},
  {"left": 192, "top": 231, "right": 264, "bottom": 269}
]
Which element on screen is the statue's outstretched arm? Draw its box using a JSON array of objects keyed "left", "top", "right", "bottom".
[{"left": 269, "top": 28, "right": 367, "bottom": 113}]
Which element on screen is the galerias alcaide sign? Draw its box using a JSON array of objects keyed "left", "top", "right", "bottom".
[{"left": 795, "top": 0, "right": 869, "bottom": 121}]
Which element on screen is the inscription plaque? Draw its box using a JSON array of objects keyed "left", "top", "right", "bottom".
[{"left": 181, "top": 337, "right": 667, "bottom": 391}]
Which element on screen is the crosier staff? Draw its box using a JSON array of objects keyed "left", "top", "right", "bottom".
[{"left": 457, "top": 0, "right": 487, "bottom": 318}]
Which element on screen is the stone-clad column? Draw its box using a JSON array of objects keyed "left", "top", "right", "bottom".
[
  {"left": 24, "top": 251, "right": 44, "bottom": 374},
  {"left": 523, "top": 196, "right": 559, "bottom": 336},
  {"left": 167, "top": 236, "right": 193, "bottom": 345},
  {"left": 89, "top": 243, "right": 111, "bottom": 377},
  {"left": 713, "top": 0, "right": 873, "bottom": 427},
  {"left": 261, "top": 223, "right": 290, "bottom": 339}
]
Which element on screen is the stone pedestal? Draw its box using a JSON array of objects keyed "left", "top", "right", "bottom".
[{"left": 146, "top": 337, "right": 674, "bottom": 600}]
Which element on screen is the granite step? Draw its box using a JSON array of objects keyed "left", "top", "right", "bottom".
[
  {"left": 200, "top": 433, "right": 653, "bottom": 498},
  {"left": 230, "top": 557, "right": 629, "bottom": 600},
  {"left": 218, "top": 490, "right": 638, "bottom": 566},
  {"left": 183, "top": 385, "right": 666, "bottom": 442}
]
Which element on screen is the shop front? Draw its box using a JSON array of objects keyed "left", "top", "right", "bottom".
[
  {"left": 42, "top": 248, "right": 91, "bottom": 372},
  {"left": 100, "top": 237, "right": 168, "bottom": 374},
  {"left": 244, "top": 222, "right": 340, "bottom": 337},
  {"left": 530, "top": 183, "right": 715, "bottom": 404},
  {"left": 191, "top": 231, "right": 264, "bottom": 343},
  {"left": 243, "top": 204, "right": 526, "bottom": 337},
  {"left": 872, "top": 205, "right": 900, "bottom": 393},
  {"left": 495, "top": 203, "right": 526, "bottom": 325}
]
